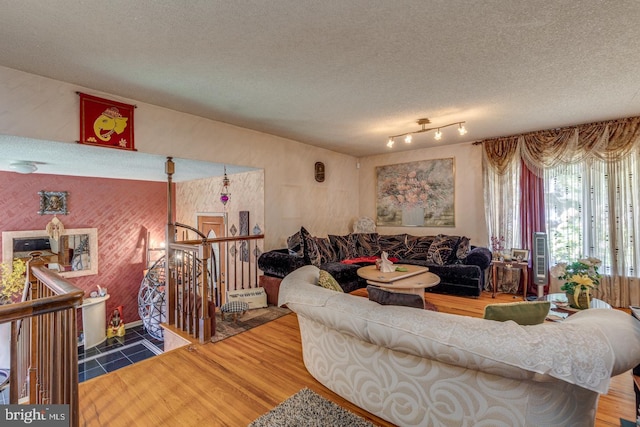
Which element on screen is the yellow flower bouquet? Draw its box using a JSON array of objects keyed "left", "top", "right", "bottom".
[
  {"left": 0, "top": 258, "right": 27, "bottom": 305},
  {"left": 550, "top": 257, "right": 601, "bottom": 309}
]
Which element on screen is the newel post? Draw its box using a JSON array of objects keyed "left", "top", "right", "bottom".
[{"left": 165, "top": 157, "right": 176, "bottom": 325}]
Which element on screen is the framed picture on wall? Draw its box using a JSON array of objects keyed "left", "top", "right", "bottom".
[{"left": 375, "top": 158, "right": 455, "bottom": 227}]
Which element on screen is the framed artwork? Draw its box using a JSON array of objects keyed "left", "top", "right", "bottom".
[
  {"left": 511, "top": 249, "right": 530, "bottom": 262},
  {"left": 38, "top": 191, "right": 69, "bottom": 215},
  {"left": 78, "top": 92, "right": 136, "bottom": 150},
  {"left": 376, "top": 158, "right": 455, "bottom": 227}
]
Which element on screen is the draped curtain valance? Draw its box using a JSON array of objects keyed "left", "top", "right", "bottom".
[{"left": 482, "top": 116, "right": 640, "bottom": 176}]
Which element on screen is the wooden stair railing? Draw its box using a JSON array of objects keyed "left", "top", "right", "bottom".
[
  {"left": 165, "top": 234, "right": 264, "bottom": 344},
  {"left": 0, "top": 260, "right": 83, "bottom": 427}
]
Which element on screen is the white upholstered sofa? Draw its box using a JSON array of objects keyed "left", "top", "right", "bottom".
[{"left": 278, "top": 265, "right": 640, "bottom": 427}]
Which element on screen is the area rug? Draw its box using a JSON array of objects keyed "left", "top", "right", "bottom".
[
  {"left": 211, "top": 305, "right": 291, "bottom": 343},
  {"left": 249, "top": 388, "right": 374, "bottom": 427}
]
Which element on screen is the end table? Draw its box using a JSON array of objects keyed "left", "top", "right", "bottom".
[{"left": 491, "top": 260, "right": 528, "bottom": 300}]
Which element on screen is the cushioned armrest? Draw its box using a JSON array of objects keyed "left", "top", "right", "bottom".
[
  {"left": 258, "top": 249, "right": 308, "bottom": 278},
  {"left": 463, "top": 247, "right": 492, "bottom": 270}
]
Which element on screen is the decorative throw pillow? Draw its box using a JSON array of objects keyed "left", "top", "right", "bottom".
[
  {"left": 366, "top": 286, "right": 424, "bottom": 309},
  {"left": 300, "top": 227, "right": 321, "bottom": 266},
  {"left": 286, "top": 230, "right": 303, "bottom": 256},
  {"left": 403, "top": 235, "right": 435, "bottom": 260},
  {"left": 328, "top": 234, "right": 358, "bottom": 260},
  {"left": 353, "top": 233, "right": 380, "bottom": 257},
  {"left": 377, "top": 234, "right": 408, "bottom": 259},
  {"left": 317, "top": 270, "right": 343, "bottom": 292},
  {"left": 455, "top": 236, "right": 471, "bottom": 261},
  {"left": 426, "top": 235, "right": 461, "bottom": 265},
  {"left": 483, "top": 301, "right": 550, "bottom": 325}
]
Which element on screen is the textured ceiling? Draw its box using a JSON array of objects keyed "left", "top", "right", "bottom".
[{"left": 1, "top": 0, "right": 640, "bottom": 163}]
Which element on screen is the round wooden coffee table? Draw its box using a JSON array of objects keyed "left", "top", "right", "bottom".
[{"left": 357, "top": 264, "right": 440, "bottom": 296}]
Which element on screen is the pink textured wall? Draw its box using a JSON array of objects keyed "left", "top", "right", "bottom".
[{"left": 0, "top": 171, "right": 167, "bottom": 329}]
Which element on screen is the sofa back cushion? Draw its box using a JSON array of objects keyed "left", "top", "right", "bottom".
[
  {"left": 378, "top": 234, "right": 408, "bottom": 258},
  {"left": 329, "top": 234, "right": 359, "bottom": 260},
  {"left": 404, "top": 235, "right": 435, "bottom": 260},
  {"left": 353, "top": 233, "right": 381, "bottom": 257}
]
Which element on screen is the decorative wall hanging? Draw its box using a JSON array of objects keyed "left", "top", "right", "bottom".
[
  {"left": 315, "top": 162, "right": 325, "bottom": 182},
  {"left": 38, "top": 191, "right": 69, "bottom": 215},
  {"left": 239, "top": 211, "right": 250, "bottom": 236},
  {"left": 376, "top": 158, "right": 455, "bottom": 227},
  {"left": 78, "top": 92, "right": 136, "bottom": 150},
  {"left": 45, "top": 216, "right": 65, "bottom": 241},
  {"left": 220, "top": 166, "right": 231, "bottom": 207}
]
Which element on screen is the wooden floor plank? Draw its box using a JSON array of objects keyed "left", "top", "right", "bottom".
[{"left": 78, "top": 290, "right": 636, "bottom": 426}]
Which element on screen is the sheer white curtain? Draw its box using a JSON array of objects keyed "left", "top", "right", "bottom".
[
  {"left": 482, "top": 116, "right": 640, "bottom": 307},
  {"left": 544, "top": 153, "right": 640, "bottom": 306},
  {"left": 482, "top": 150, "right": 522, "bottom": 253}
]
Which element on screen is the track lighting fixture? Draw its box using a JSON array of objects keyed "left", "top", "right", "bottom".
[{"left": 386, "top": 118, "right": 467, "bottom": 148}]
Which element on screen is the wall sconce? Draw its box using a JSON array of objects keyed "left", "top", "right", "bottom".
[{"left": 386, "top": 118, "right": 467, "bottom": 148}]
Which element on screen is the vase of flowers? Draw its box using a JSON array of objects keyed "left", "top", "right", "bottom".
[
  {"left": 491, "top": 236, "right": 505, "bottom": 261},
  {"left": 550, "top": 257, "right": 601, "bottom": 309}
]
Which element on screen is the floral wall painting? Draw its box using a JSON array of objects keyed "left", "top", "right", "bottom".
[{"left": 376, "top": 158, "right": 455, "bottom": 227}]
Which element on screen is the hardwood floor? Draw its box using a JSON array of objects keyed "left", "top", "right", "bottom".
[{"left": 78, "top": 290, "right": 637, "bottom": 426}]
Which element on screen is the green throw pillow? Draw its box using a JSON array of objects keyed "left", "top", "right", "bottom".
[
  {"left": 317, "top": 270, "right": 343, "bottom": 293},
  {"left": 483, "top": 301, "right": 550, "bottom": 325}
]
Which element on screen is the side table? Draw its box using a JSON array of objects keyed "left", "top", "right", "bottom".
[{"left": 491, "top": 260, "right": 528, "bottom": 300}]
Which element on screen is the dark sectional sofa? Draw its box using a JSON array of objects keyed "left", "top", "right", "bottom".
[{"left": 258, "top": 227, "right": 492, "bottom": 297}]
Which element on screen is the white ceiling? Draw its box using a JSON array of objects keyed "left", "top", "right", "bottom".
[
  {"left": 1, "top": 1, "right": 640, "bottom": 162},
  {"left": 0, "top": 137, "right": 255, "bottom": 182}
]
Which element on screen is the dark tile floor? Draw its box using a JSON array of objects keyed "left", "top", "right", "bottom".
[
  {"left": 78, "top": 324, "right": 164, "bottom": 382},
  {"left": 0, "top": 324, "right": 164, "bottom": 403}
]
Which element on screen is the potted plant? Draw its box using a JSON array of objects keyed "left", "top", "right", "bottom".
[
  {"left": 550, "top": 257, "right": 601, "bottom": 309},
  {"left": 0, "top": 258, "right": 27, "bottom": 369}
]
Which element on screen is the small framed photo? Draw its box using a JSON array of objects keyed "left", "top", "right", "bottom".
[
  {"left": 511, "top": 249, "right": 529, "bottom": 262},
  {"left": 38, "top": 191, "right": 69, "bottom": 215}
]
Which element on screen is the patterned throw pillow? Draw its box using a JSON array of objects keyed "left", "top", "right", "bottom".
[
  {"left": 455, "top": 236, "right": 471, "bottom": 261},
  {"left": 354, "top": 233, "right": 380, "bottom": 257},
  {"left": 377, "top": 234, "right": 408, "bottom": 259},
  {"left": 300, "top": 227, "right": 321, "bottom": 266},
  {"left": 403, "top": 235, "right": 435, "bottom": 260},
  {"left": 328, "top": 234, "right": 358, "bottom": 260},
  {"left": 426, "top": 235, "right": 461, "bottom": 265},
  {"left": 286, "top": 230, "right": 303, "bottom": 256},
  {"left": 314, "top": 236, "right": 338, "bottom": 264},
  {"left": 317, "top": 270, "right": 343, "bottom": 292}
]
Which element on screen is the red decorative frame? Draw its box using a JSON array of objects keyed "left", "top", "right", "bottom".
[{"left": 78, "top": 92, "right": 135, "bottom": 150}]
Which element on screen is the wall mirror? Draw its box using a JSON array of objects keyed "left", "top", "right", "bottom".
[{"left": 2, "top": 228, "right": 98, "bottom": 278}]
